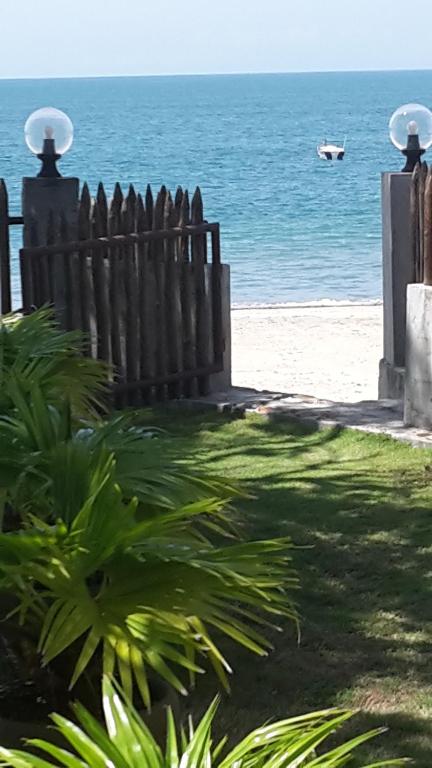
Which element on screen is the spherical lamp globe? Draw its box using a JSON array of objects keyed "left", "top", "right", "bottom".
[
  {"left": 24, "top": 107, "right": 74, "bottom": 156},
  {"left": 24, "top": 107, "right": 73, "bottom": 178},
  {"left": 389, "top": 103, "right": 432, "bottom": 172}
]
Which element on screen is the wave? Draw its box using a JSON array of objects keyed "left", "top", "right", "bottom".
[{"left": 231, "top": 298, "right": 383, "bottom": 310}]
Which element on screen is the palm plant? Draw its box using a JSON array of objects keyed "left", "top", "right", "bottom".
[
  {"left": 0, "top": 321, "right": 298, "bottom": 706},
  {"left": 0, "top": 441, "right": 297, "bottom": 705},
  {"left": 0, "top": 678, "right": 408, "bottom": 767},
  {"left": 0, "top": 377, "right": 240, "bottom": 527},
  {"left": 0, "top": 308, "right": 108, "bottom": 420},
  {"left": 0, "top": 308, "right": 297, "bottom": 709}
]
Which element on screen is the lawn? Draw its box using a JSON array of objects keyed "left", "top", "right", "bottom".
[{"left": 142, "top": 408, "right": 432, "bottom": 767}]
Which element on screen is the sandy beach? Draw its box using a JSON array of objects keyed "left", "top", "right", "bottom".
[{"left": 231, "top": 303, "right": 383, "bottom": 403}]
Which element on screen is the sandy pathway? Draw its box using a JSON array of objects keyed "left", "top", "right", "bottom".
[{"left": 231, "top": 303, "right": 383, "bottom": 402}]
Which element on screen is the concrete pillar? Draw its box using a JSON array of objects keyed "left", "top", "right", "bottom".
[
  {"left": 208, "top": 264, "right": 232, "bottom": 393},
  {"left": 22, "top": 177, "right": 79, "bottom": 246},
  {"left": 21, "top": 177, "right": 79, "bottom": 326},
  {"left": 378, "top": 172, "right": 413, "bottom": 400},
  {"left": 404, "top": 283, "right": 432, "bottom": 427}
]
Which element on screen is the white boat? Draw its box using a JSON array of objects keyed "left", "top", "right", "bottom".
[{"left": 317, "top": 138, "right": 346, "bottom": 160}]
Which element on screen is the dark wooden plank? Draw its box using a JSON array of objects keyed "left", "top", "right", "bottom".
[
  {"left": 181, "top": 263, "right": 198, "bottom": 398},
  {"left": 91, "top": 200, "right": 111, "bottom": 363},
  {"left": 108, "top": 186, "right": 124, "bottom": 401},
  {"left": 178, "top": 190, "right": 197, "bottom": 397},
  {"left": 164, "top": 193, "right": 183, "bottom": 398},
  {"left": 153, "top": 186, "right": 168, "bottom": 400},
  {"left": 411, "top": 164, "right": 421, "bottom": 282},
  {"left": 127, "top": 183, "right": 137, "bottom": 216},
  {"left": 113, "top": 361, "right": 221, "bottom": 395},
  {"left": 96, "top": 182, "right": 108, "bottom": 234},
  {"left": 110, "top": 183, "right": 124, "bottom": 234},
  {"left": 20, "top": 223, "right": 218, "bottom": 257},
  {"left": 191, "top": 187, "right": 210, "bottom": 395},
  {"left": 136, "top": 192, "right": 146, "bottom": 232},
  {"left": 26, "top": 217, "right": 39, "bottom": 310},
  {"left": 145, "top": 185, "right": 154, "bottom": 231},
  {"left": 123, "top": 190, "right": 139, "bottom": 403},
  {"left": 136, "top": 194, "right": 156, "bottom": 404},
  {"left": 424, "top": 166, "right": 432, "bottom": 285},
  {"left": 59, "top": 213, "right": 74, "bottom": 330},
  {"left": 179, "top": 190, "right": 190, "bottom": 263},
  {"left": 78, "top": 184, "right": 93, "bottom": 347},
  {"left": 419, "top": 162, "right": 428, "bottom": 284},
  {"left": 0, "top": 180, "right": 12, "bottom": 314},
  {"left": 210, "top": 225, "right": 223, "bottom": 367},
  {"left": 174, "top": 186, "right": 183, "bottom": 216}
]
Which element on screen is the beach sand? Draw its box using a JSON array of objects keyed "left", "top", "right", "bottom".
[{"left": 231, "top": 303, "right": 383, "bottom": 403}]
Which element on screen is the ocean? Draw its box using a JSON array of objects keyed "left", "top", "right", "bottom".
[{"left": 1, "top": 70, "right": 431, "bottom": 307}]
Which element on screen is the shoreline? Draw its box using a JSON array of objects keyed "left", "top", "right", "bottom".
[
  {"left": 231, "top": 298, "right": 383, "bottom": 311},
  {"left": 231, "top": 302, "right": 383, "bottom": 403}
]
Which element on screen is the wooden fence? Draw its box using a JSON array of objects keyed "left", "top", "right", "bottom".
[
  {"left": 411, "top": 162, "right": 432, "bottom": 285},
  {"left": 1, "top": 180, "right": 225, "bottom": 404}
]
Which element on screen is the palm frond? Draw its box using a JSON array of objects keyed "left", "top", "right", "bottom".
[
  {"left": 0, "top": 678, "right": 408, "bottom": 767},
  {"left": 0, "top": 308, "right": 108, "bottom": 420}
]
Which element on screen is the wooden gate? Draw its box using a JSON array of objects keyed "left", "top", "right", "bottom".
[{"left": 18, "top": 182, "right": 224, "bottom": 404}]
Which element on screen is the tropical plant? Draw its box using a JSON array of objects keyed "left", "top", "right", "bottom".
[
  {"left": 0, "top": 443, "right": 297, "bottom": 705},
  {"left": 0, "top": 678, "right": 408, "bottom": 767},
  {"left": 0, "top": 308, "right": 297, "bottom": 708},
  {"left": 0, "top": 308, "right": 108, "bottom": 420},
  {"left": 0, "top": 378, "right": 240, "bottom": 527}
]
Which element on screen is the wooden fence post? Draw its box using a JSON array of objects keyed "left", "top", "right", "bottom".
[
  {"left": 418, "top": 163, "right": 427, "bottom": 282},
  {"left": 178, "top": 190, "right": 197, "bottom": 396},
  {"left": 91, "top": 187, "right": 111, "bottom": 363},
  {"left": 78, "top": 183, "right": 93, "bottom": 347},
  {"left": 424, "top": 166, "right": 432, "bottom": 285},
  {"left": 0, "top": 180, "right": 11, "bottom": 314},
  {"left": 153, "top": 185, "right": 168, "bottom": 400},
  {"left": 164, "top": 191, "right": 183, "bottom": 398},
  {"left": 137, "top": 192, "right": 155, "bottom": 403},
  {"left": 108, "top": 183, "right": 124, "bottom": 397},
  {"left": 411, "top": 164, "right": 421, "bottom": 282},
  {"left": 123, "top": 184, "right": 139, "bottom": 402},
  {"left": 20, "top": 216, "right": 37, "bottom": 312},
  {"left": 191, "top": 187, "right": 210, "bottom": 395}
]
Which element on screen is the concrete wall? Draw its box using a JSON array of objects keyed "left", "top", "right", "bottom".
[
  {"left": 379, "top": 172, "right": 413, "bottom": 399},
  {"left": 404, "top": 283, "right": 432, "bottom": 428}
]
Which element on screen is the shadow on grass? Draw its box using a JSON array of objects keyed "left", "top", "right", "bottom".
[{"left": 155, "top": 411, "right": 432, "bottom": 765}]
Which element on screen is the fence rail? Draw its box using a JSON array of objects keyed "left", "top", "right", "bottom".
[{"left": 15, "top": 180, "right": 224, "bottom": 405}]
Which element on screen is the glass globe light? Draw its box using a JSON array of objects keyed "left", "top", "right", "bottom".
[
  {"left": 24, "top": 107, "right": 74, "bottom": 156},
  {"left": 389, "top": 103, "right": 432, "bottom": 151},
  {"left": 24, "top": 107, "right": 73, "bottom": 178}
]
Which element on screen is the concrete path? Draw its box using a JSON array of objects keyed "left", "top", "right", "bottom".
[{"left": 183, "top": 388, "right": 432, "bottom": 449}]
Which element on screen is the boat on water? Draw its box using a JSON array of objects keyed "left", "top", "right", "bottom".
[{"left": 317, "top": 138, "right": 346, "bottom": 160}]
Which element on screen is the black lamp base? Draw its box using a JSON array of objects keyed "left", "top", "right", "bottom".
[{"left": 36, "top": 152, "right": 62, "bottom": 178}]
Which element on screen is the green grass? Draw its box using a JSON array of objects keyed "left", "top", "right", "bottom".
[{"left": 141, "top": 408, "right": 432, "bottom": 766}]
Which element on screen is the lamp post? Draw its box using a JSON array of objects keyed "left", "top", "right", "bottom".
[
  {"left": 389, "top": 103, "right": 432, "bottom": 172},
  {"left": 22, "top": 106, "right": 79, "bottom": 252},
  {"left": 24, "top": 107, "right": 74, "bottom": 178}
]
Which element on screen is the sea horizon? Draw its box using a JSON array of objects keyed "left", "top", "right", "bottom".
[
  {"left": 1, "top": 69, "right": 430, "bottom": 306},
  {"left": 1, "top": 67, "right": 432, "bottom": 81}
]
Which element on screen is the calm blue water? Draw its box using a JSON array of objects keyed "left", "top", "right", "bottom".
[{"left": 1, "top": 71, "right": 432, "bottom": 306}]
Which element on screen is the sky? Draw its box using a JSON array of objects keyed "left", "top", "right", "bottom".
[{"left": 1, "top": 0, "right": 432, "bottom": 79}]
